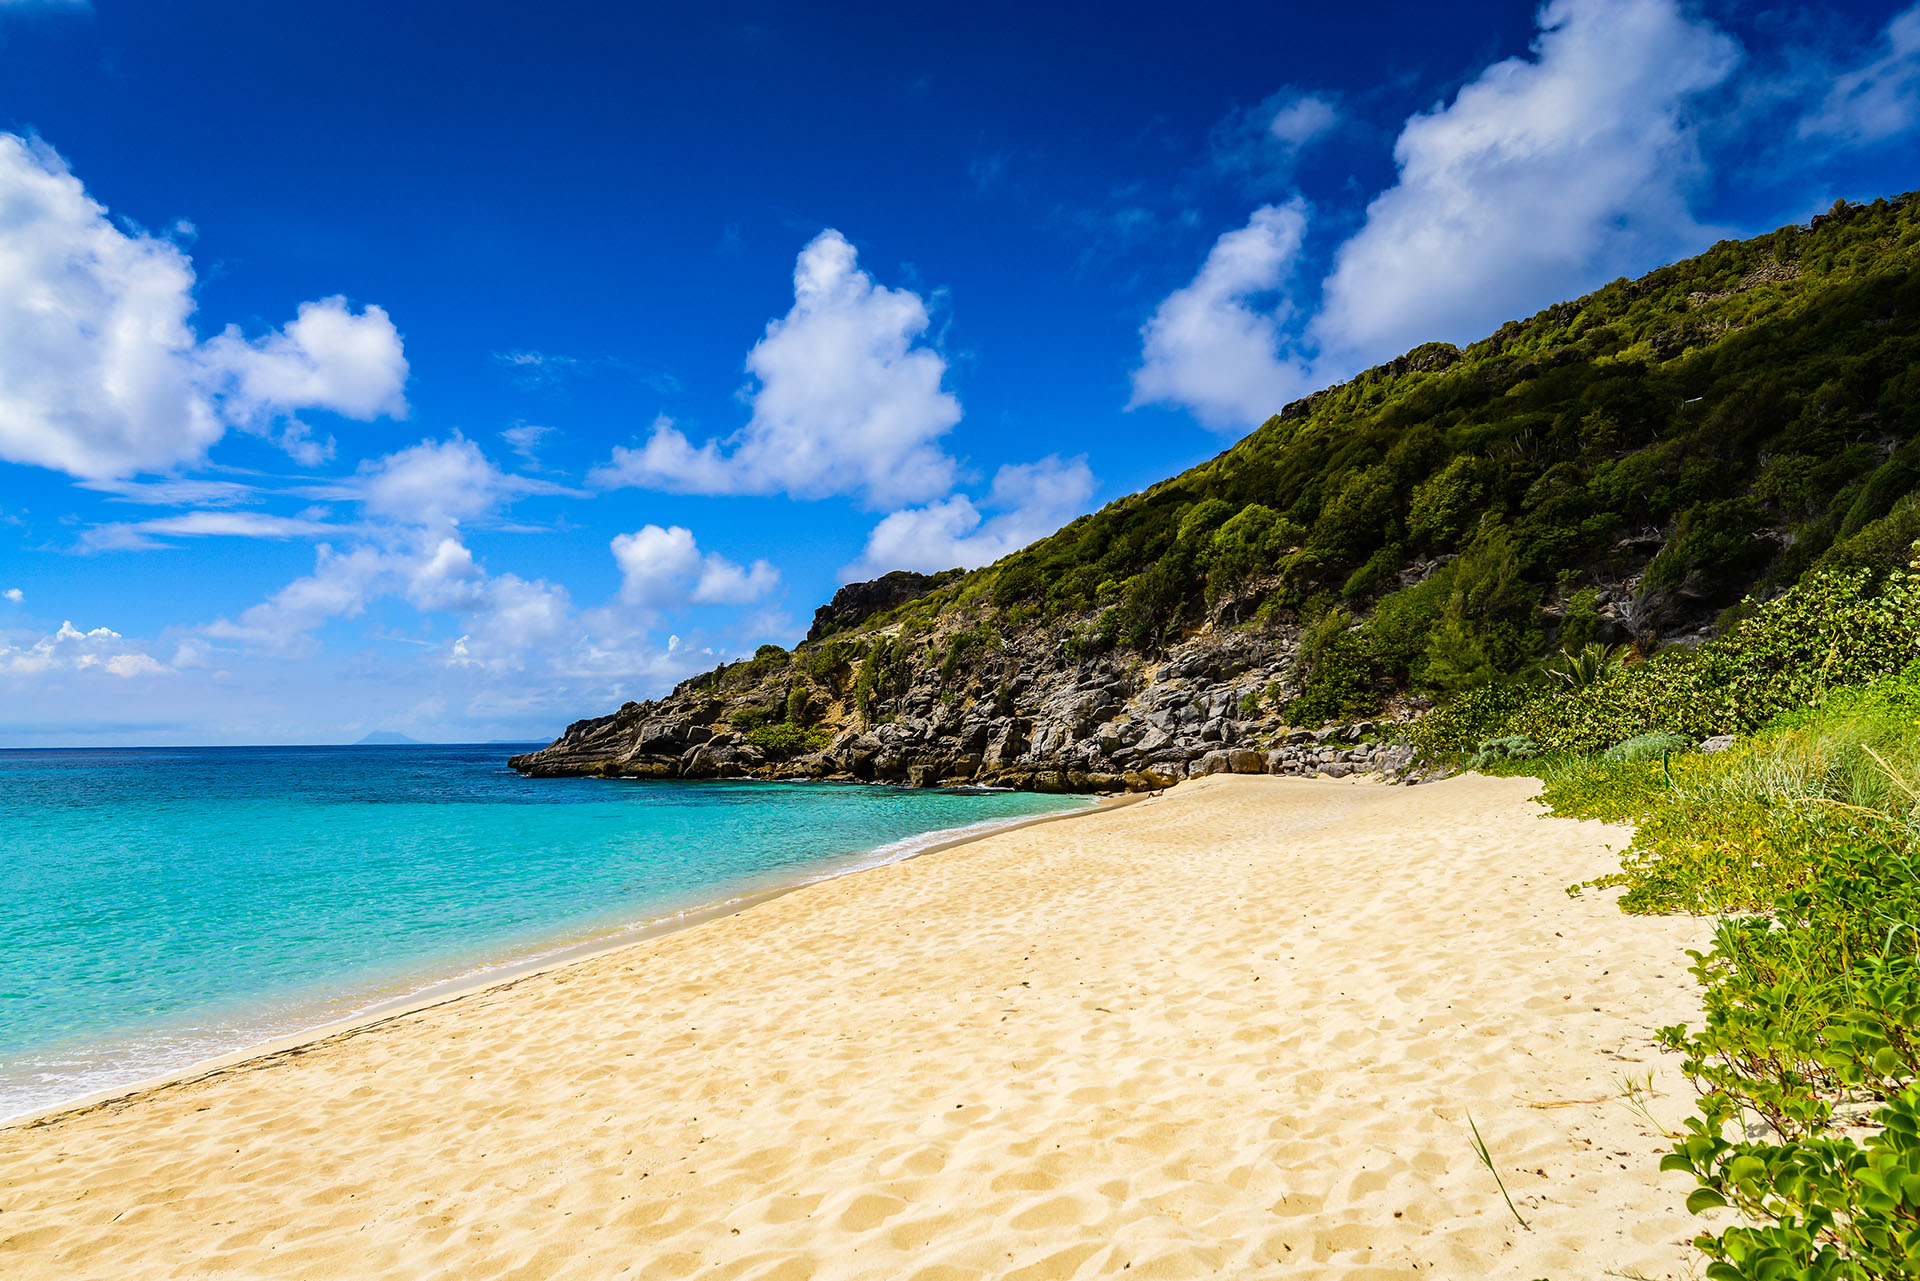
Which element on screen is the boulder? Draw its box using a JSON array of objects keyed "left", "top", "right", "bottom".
[
  {"left": 1227, "top": 748, "right": 1265, "bottom": 774},
  {"left": 1135, "top": 727, "right": 1174, "bottom": 755},
  {"left": 1699, "top": 734, "right": 1736, "bottom": 754},
  {"left": 1125, "top": 764, "right": 1183, "bottom": 789},
  {"left": 1377, "top": 744, "right": 1416, "bottom": 776},
  {"left": 1195, "top": 750, "right": 1235, "bottom": 777}
]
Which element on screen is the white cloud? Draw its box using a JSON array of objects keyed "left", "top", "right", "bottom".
[
  {"left": 0, "top": 133, "right": 408, "bottom": 481},
  {"left": 844, "top": 454, "right": 1096, "bottom": 579},
  {"left": 1128, "top": 201, "right": 1314, "bottom": 432},
  {"left": 82, "top": 510, "right": 344, "bottom": 552},
  {"left": 1313, "top": 0, "right": 1739, "bottom": 363},
  {"left": 0, "top": 134, "right": 219, "bottom": 479},
  {"left": 1267, "top": 94, "right": 1339, "bottom": 148},
  {"left": 493, "top": 348, "right": 579, "bottom": 391},
  {"left": 201, "top": 295, "right": 408, "bottom": 450},
  {"left": 692, "top": 556, "right": 782, "bottom": 605},
  {"left": 1211, "top": 89, "right": 1340, "bottom": 188},
  {"left": 611, "top": 524, "right": 780, "bottom": 611},
  {"left": 591, "top": 230, "right": 962, "bottom": 508},
  {"left": 3, "top": 588, "right": 21, "bottom": 603},
  {"left": 500, "top": 422, "right": 553, "bottom": 463},
  {"left": 1799, "top": 4, "right": 1920, "bottom": 144},
  {"left": 350, "top": 434, "right": 566, "bottom": 528},
  {"left": 0, "top": 620, "right": 168, "bottom": 678},
  {"left": 204, "top": 542, "right": 391, "bottom": 655},
  {"left": 79, "top": 476, "right": 262, "bottom": 506}
]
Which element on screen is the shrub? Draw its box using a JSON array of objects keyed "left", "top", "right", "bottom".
[
  {"left": 1467, "top": 735, "right": 1538, "bottom": 770},
  {"left": 743, "top": 724, "right": 832, "bottom": 758},
  {"left": 1600, "top": 731, "right": 1692, "bottom": 763},
  {"left": 1287, "top": 626, "right": 1380, "bottom": 725},
  {"left": 1547, "top": 642, "right": 1629, "bottom": 691},
  {"left": 1538, "top": 677, "right": 1920, "bottom": 1277},
  {"left": 1502, "top": 553, "right": 1920, "bottom": 754},
  {"left": 731, "top": 704, "right": 775, "bottom": 732}
]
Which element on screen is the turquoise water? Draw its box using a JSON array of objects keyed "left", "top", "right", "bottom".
[{"left": 0, "top": 745, "right": 1087, "bottom": 1120}]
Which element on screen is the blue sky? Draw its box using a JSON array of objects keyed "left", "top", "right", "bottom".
[{"left": 0, "top": 0, "right": 1915, "bottom": 746}]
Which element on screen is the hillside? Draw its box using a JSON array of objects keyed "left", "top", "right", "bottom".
[{"left": 513, "top": 192, "right": 1920, "bottom": 790}]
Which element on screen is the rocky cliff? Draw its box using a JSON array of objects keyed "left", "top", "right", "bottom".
[{"left": 510, "top": 597, "right": 1433, "bottom": 791}]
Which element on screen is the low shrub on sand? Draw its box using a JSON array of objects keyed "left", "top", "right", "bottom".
[{"left": 1534, "top": 664, "right": 1920, "bottom": 1277}]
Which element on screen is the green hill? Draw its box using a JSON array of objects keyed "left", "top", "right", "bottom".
[
  {"left": 515, "top": 192, "right": 1920, "bottom": 788},
  {"left": 863, "top": 193, "right": 1920, "bottom": 715}
]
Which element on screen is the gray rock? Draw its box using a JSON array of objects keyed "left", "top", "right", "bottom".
[
  {"left": 1699, "top": 734, "right": 1736, "bottom": 754},
  {"left": 1135, "top": 727, "right": 1173, "bottom": 754},
  {"left": 1227, "top": 748, "right": 1265, "bottom": 774},
  {"left": 1195, "top": 749, "right": 1235, "bottom": 777}
]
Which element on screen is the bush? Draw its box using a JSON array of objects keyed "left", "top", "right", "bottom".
[
  {"left": 1287, "top": 627, "right": 1380, "bottom": 725},
  {"left": 1536, "top": 663, "right": 1920, "bottom": 1278},
  {"left": 1503, "top": 553, "right": 1920, "bottom": 754},
  {"left": 1467, "top": 735, "right": 1538, "bottom": 770},
  {"left": 1600, "top": 731, "right": 1692, "bottom": 763},
  {"left": 743, "top": 724, "right": 832, "bottom": 758}
]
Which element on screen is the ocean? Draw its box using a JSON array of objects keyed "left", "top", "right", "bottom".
[{"left": 0, "top": 743, "right": 1089, "bottom": 1121}]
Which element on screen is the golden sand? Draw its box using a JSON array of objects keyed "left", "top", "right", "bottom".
[{"left": 0, "top": 773, "right": 1714, "bottom": 1279}]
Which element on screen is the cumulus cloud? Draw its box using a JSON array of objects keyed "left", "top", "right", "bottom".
[
  {"left": 201, "top": 296, "right": 408, "bottom": 464},
  {"left": 196, "top": 435, "right": 575, "bottom": 655},
  {"left": 611, "top": 524, "right": 780, "bottom": 611},
  {"left": 1313, "top": 0, "right": 1739, "bottom": 363},
  {"left": 0, "top": 133, "right": 408, "bottom": 480},
  {"left": 592, "top": 230, "right": 961, "bottom": 508},
  {"left": 347, "top": 435, "right": 569, "bottom": 528},
  {"left": 1799, "top": 4, "right": 1920, "bottom": 144},
  {"left": 3, "top": 587, "right": 21, "bottom": 603},
  {"left": 1134, "top": 0, "right": 1749, "bottom": 432},
  {"left": 0, "top": 620, "right": 168, "bottom": 679},
  {"left": 1128, "top": 201, "right": 1314, "bottom": 431},
  {"left": 844, "top": 454, "right": 1096, "bottom": 579}
]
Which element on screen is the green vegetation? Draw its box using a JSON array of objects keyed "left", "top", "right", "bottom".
[
  {"left": 742, "top": 723, "right": 831, "bottom": 758},
  {"left": 1487, "top": 547, "right": 1920, "bottom": 1277},
  {"left": 860, "top": 195, "right": 1920, "bottom": 710},
  {"left": 1407, "top": 549, "right": 1920, "bottom": 759},
  {"left": 1536, "top": 673, "right": 1920, "bottom": 1277}
]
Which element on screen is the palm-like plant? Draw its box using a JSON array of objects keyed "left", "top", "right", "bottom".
[{"left": 1547, "top": 641, "right": 1628, "bottom": 690}]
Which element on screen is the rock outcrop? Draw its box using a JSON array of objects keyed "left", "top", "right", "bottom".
[
  {"left": 510, "top": 595, "right": 1440, "bottom": 792},
  {"left": 806, "top": 569, "right": 963, "bottom": 642}
]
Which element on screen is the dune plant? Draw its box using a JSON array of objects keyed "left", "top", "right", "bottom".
[{"left": 1535, "top": 662, "right": 1920, "bottom": 1277}]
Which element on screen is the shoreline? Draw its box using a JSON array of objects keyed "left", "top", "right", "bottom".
[
  {"left": 3, "top": 790, "right": 1127, "bottom": 1132},
  {"left": 1, "top": 773, "right": 1713, "bottom": 1279}
]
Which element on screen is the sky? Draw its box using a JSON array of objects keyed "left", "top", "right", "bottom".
[{"left": 0, "top": 0, "right": 1916, "bottom": 746}]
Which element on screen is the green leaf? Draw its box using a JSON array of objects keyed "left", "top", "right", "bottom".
[{"left": 1686, "top": 1187, "right": 1729, "bottom": 1214}]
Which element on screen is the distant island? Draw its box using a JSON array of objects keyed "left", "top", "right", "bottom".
[{"left": 355, "top": 731, "right": 424, "bottom": 745}]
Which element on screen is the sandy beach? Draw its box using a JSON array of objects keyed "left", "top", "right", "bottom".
[{"left": 0, "top": 773, "right": 1713, "bottom": 1279}]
